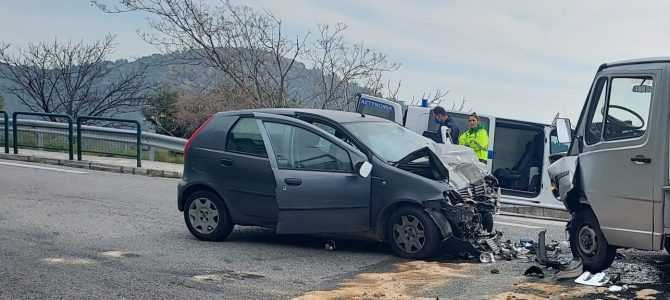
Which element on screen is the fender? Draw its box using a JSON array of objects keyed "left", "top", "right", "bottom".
[
  {"left": 425, "top": 208, "right": 454, "bottom": 239},
  {"left": 547, "top": 156, "right": 579, "bottom": 203}
]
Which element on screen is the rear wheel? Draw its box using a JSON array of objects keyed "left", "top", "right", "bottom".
[
  {"left": 386, "top": 206, "right": 441, "bottom": 259},
  {"left": 184, "top": 190, "right": 233, "bottom": 241},
  {"left": 569, "top": 207, "right": 616, "bottom": 272}
]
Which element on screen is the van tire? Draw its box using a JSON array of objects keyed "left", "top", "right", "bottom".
[
  {"left": 569, "top": 207, "right": 616, "bottom": 272},
  {"left": 184, "top": 190, "right": 234, "bottom": 241},
  {"left": 386, "top": 206, "right": 441, "bottom": 259}
]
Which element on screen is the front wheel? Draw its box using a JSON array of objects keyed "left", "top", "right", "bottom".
[
  {"left": 569, "top": 208, "right": 616, "bottom": 272},
  {"left": 386, "top": 206, "right": 441, "bottom": 259}
]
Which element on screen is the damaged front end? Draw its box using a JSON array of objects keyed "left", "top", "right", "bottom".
[{"left": 394, "top": 144, "right": 502, "bottom": 259}]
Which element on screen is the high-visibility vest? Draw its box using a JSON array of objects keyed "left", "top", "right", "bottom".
[{"left": 458, "top": 127, "right": 489, "bottom": 160}]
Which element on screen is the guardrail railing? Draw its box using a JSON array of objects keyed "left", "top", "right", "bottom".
[
  {"left": 77, "top": 116, "right": 142, "bottom": 168},
  {"left": 5, "top": 114, "right": 186, "bottom": 164},
  {"left": 13, "top": 112, "right": 74, "bottom": 160},
  {"left": 0, "top": 111, "right": 8, "bottom": 154}
]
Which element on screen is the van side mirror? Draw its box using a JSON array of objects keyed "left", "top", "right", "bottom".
[
  {"left": 555, "top": 118, "right": 572, "bottom": 144},
  {"left": 356, "top": 161, "right": 373, "bottom": 178}
]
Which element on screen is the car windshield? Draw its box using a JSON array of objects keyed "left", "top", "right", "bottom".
[{"left": 344, "top": 121, "right": 434, "bottom": 162}]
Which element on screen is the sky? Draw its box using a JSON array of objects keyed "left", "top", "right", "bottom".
[{"left": 2, "top": 1, "right": 670, "bottom": 123}]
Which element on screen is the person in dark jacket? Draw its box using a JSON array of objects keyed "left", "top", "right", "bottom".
[{"left": 429, "top": 106, "right": 460, "bottom": 144}]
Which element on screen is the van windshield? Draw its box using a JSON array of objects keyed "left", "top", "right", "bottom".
[{"left": 344, "top": 121, "right": 433, "bottom": 162}]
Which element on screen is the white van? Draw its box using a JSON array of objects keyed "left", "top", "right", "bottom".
[{"left": 356, "top": 94, "right": 567, "bottom": 210}]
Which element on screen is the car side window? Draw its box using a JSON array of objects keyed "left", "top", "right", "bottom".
[
  {"left": 264, "top": 122, "right": 353, "bottom": 172},
  {"left": 585, "top": 77, "right": 608, "bottom": 145},
  {"left": 310, "top": 120, "right": 363, "bottom": 153},
  {"left": 226, "top": 118, "right": 267, "bottom": 157},
  {"left": 603, "top": 77, "right": 653, "bottom": 141}
]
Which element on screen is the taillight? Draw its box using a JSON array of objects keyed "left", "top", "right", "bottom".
[{"left": 184, "top": 115, "right": 214, "bottom": 160}]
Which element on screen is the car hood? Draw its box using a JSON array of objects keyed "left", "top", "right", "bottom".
[
  {"left": 395, "top": 143, "right": 489, "bottom": 190},
  {"left": 395, "top": 146, "right": 450, "bottom": 180},
  {"left": 431, "top": 143, "right": 489, "bottom": 189}
]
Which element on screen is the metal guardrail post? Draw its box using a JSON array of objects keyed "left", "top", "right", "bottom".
[
  {"left": 77, "top": 116, "right": 142, "bottom": 168},
  {"left": 13, "top": 112, "right": 74, "bottom": 159},
  {"left": 0, "top": 111, "right": 8, "bottom": 154}
]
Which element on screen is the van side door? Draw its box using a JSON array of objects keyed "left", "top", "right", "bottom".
[{"left": 578, "top": 71, "right": 660, "bottom": 249}]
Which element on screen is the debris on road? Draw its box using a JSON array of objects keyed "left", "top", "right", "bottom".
[
  {"left": 608, "top": 285, "right": 625, "bottom": 292},
  {"left": 490, "top": 268, "right": 500, "bottom": 274},
  {"left": 636, "top": 288, "right": 661, "bottom": 300},
  {"left": 574, "top": 271, "right": 609, "bottom": 286},
  {"left": 553, "top": 258, "right": 583, "bottom": 280},
  {"left": 524, "top": 266, "right": 545, "bottom": 279}
]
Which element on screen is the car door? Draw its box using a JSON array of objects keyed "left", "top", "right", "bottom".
[
  {"left": 578, "top": 71, "right": 659, "bottom": 249},
  {"left": 257, "top": 114, "right": 371, "bottom": 234},
  {"left": 220, "top": 117, "right": 277, "bottom": 224}
]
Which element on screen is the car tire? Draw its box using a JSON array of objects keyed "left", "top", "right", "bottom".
[
  {"left": 569, "top": 207, "right": 616, "bottom": 272},
  {"left": 386, "top": 206, "right": 441, "bottom": 259},
  {"left": 184, "top": 190, "right": 234, "bottom": 241}
]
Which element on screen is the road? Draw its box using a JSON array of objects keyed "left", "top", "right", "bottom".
[{"left": 0, "top": 159, "right": 665, "bottom": 299}]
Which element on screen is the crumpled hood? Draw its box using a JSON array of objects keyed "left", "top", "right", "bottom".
[{"left": 431, "top": 143, "right": 488, "bottom": 190}]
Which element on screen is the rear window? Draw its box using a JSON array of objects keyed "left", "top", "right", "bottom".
[{"left": 226, "top": 118, "right": 267, "bottom": 157}]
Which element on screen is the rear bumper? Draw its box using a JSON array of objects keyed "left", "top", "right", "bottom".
[{"left": 177, "top": 181, "right": 186, "bottom": 211}]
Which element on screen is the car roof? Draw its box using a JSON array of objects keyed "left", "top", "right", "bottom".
[
  {"left": 600, "top": 57, "right": 670, "bottom": 71},
  {"left": 222, "top": 108, "right": 389, "bottom": 124}
]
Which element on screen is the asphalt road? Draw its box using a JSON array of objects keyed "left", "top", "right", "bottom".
[{"left": 1, "top": 159, "right": 663, "bottom": 300}]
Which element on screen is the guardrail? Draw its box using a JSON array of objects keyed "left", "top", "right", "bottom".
[
  {"left": 77, "top": 116, "right": 142, "bottom": 168},
  {"left": 7, "top": 117, "right": 186, "bottom": 163},
  {"left": 13, "top": 112, "right": 74, "bottom": 160},
  {"left": 0, "top": 111, "right": 8, "bottom": 154}
]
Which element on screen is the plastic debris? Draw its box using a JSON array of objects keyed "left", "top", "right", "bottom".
[
  {"left": 575, "top": 271, "right": 610, "bottom": 286},
  {"left": 609, "top": 285, "right": 624, "bottom": 292},
  {"left": 557, "top": 241, "right": 570, "bottom": 254},
  {"left": 554, "top": 258, "right": 583, "bottom": 280},
  {"left": 479, "top": 252, "right": 495, "bottom": 263},
  {"left": 491, "top": 268, "right": 500, "bottom": 274}
]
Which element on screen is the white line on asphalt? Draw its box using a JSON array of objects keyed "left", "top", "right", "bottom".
[
  {"left": 0, "top": 161, "right": 88, "bottom": 174},
  {"left": 493, "top": 221, "right": 545, "bottom": 230}
]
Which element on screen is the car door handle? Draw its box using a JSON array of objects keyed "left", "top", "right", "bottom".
[
  {"left": 631, "top": 155, "right": 651, "bottom": 164},
  {"left": 284, "top": 178, "right": 302, "bottom": 186},
  {"left": 220, "top": 159, "right": 233, "bottom": 166}
]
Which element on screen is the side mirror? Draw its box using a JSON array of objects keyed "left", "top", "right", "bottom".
[
  {"left": 357, "top": 161, "right": 373, "bottom": 178},
  {"left": 555, "top": 118, "right": 572, "bottom": 144}
]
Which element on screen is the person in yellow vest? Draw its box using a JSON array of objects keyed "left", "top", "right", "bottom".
[{"left": 458, "top": 112, "right": 489, "bottom": 163}]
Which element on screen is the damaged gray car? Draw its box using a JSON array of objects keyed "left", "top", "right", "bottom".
[{"left": 178, "top": 109, "right": 500, "bottom": 259}]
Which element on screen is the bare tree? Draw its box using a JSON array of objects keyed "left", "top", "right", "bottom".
[
  {"left": 95, "top": 0, "right": 306, "bottom": 108},
  {"left": 308, "top": 23, "right": 399, "bottom": 110},
  {"left": 0, "top": 36, "right": 148, "bottom": 120},
  {"left": 363, "top": 70, "right": 402, "bottom": 102},
  {"left": 411, "top": 89, "right": 469, "bottom": 112}
]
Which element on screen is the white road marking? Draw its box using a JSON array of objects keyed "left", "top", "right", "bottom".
[
  {"left": 0, "top": 161, "right": 87, "bottom": 174},
  {"left": 43, "top": 257, "right": 95, "bottom": 265},
  {"left": 493, "top": 221, "right": 545, "bottom": 230}
]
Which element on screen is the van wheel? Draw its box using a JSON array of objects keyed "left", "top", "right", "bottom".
[
  {"left": 184, "top": 190, "right": 234, "bottom": 241},
  {"left": 387, "top": 206, "right": 441, "bottom": 259},
  {"left": 569, "top": 208, "right": 616, "bottom": 272}
]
